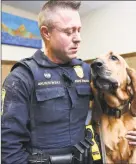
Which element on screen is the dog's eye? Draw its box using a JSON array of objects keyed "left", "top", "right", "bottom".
[{"left": 110, "top": 55, "right": 118, "bottom": 61}]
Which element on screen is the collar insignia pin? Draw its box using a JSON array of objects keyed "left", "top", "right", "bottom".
[{"left": 44, "top": 73, "right": 51, "bottom": 79}]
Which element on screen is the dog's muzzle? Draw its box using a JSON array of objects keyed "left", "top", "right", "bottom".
[{"left": 91, "top": 59, "right": 118, "bottom": 91}]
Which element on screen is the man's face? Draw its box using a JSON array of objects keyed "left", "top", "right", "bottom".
[{"left": 48, "top": 9, "right": 82, "bottom": 63}]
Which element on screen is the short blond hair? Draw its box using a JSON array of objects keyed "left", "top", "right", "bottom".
[{"left": 38, "top": 1, "right": 81, "bottom": 29}]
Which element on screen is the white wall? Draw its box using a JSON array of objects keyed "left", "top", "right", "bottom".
[
  {"left": 2, "top": 2, "right": 136, "bottom": 61},
  {"left": 2, "top": 4, "right": 44, "bottom": 61},
  {"left": 78, "top": 1, "right": 136, "bottom": 60}
]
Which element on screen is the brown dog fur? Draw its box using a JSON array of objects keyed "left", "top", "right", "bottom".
[{"left": 90, "top": 52, "right": 136, "bottom": 163}]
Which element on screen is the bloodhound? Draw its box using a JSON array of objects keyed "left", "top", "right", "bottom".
[{"left": 90, "top": 52, "right": 136, "bottom": 163}]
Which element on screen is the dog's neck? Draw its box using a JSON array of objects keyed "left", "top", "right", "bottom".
[
  {"left": 97, "top": 84, "right": 132, "bottom": 118},
  {"left": 101, "top": 99, "right": 130, "bottom": 118}
]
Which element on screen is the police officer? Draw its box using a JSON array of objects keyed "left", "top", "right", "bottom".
[
  {"left": 2, "top": 1, "right": 93, "bottom": 164},
  {"left": 2, "top": 1, "right": 136, "bottom": 164}
]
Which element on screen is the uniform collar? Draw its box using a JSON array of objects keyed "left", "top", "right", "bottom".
[
  {"left": 33, "top": 50, "right": 58, "bottom": 68},
  {"left": 33, "top": 49, "right": 83, "bottom": 68},
  {"left": 70, "top": 58, "right": 83, "bottom": 66}
]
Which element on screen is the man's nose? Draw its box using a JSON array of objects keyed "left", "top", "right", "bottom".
[{"left": 72, "top": 32, "right": 81, "bottom": 43}]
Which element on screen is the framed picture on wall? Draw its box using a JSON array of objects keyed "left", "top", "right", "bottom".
[{"left": 1, "top": 12, "right": 42, "bottom": 49}]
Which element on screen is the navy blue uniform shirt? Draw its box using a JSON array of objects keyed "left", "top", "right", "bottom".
[{"left": 1, "top": 50, "right": 92, "bottom": 164}]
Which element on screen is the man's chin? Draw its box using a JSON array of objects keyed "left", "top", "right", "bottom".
[{"left": 68, "top": 52, "right": 77, "bottom": 59}]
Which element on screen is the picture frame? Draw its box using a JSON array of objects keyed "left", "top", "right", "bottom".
[{"left": 2, "top": 12, "right": 42, "bottom": 49}]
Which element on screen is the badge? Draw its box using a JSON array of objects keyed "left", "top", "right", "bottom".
[
  {"left": 44, "top": 73, "right": 51, "bottom": 79},
  {"left": 74, "top": 66, "right": 84, "bottom": 78},
  {"left": 1, "top": 88, "right": 6, "bottom": 115}
]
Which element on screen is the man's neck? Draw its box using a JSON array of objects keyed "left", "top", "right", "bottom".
[{"left": 44, "top": 49, "right": 70, "bottom": 65}]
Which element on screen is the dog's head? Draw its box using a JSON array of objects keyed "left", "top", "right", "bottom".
[{"left": 91, "top": 52, "right": 133, "bottom": 109}]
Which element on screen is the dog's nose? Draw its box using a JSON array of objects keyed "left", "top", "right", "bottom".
[{"left": 91, "top": 59, "right": 104, "bottom": 70}]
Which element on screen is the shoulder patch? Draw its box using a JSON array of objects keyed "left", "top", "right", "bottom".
[
  {"left": 74, "top": 65, "right": 84, "bottom": 78},
  {"left": 1, "top": 88, "right": 6, "bottom": 115}
]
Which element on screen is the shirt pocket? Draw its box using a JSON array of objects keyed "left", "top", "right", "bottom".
[
  {"left": 75, "top": 85, "right": 91, "bottom": 109},
  {"left": 34, "top": 87, "right": 70, "bottom": 122},
  {"left": 36, "top": 87, "right": 65, "bottom": 101},
  {"left": 76, "top": 85, "right": 91, "bottom": 96}
]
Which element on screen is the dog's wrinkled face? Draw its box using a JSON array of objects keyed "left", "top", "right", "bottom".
[
  {"left": 91, "top": 52, "right": 129, "bottom": 91},
  {"left": 91, "top": 52, "right": 132, "bottom": 108}
]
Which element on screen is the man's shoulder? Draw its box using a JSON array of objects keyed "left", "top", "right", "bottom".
[
  {"left": 6, "top": 61, "right": 34, "bottom": 87},
  {"left": 81, "top": 60, "right": 90, "bottom": 69},
  {"left": 11, "top": 49, "right": 43, "bottom": 72},
  {"left": 76, "top": 58, "right": 89, "bottom": 65},
  {"left": 11, "top": 58, "right": 32, "bottom": 75},
  {"left": 11, "top": 55, "right": 34, "bottom": 70}
]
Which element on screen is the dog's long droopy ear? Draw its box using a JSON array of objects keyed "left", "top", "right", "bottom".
[
  {"left": 126, "top": 67, "right": 136, "bottom": 116},
  {"left": 126, "top": 65, "right": 132, "bottom": 85},
  {"left": 125, "top": 67, "right": 134, "bottom": 100},
  {"left": 127, "top": 75, "right": 131, "bottom": 85}
]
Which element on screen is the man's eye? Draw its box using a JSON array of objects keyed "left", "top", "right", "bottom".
[
  {"left": 110, "top": 55, "right": 118, "bottom": 61},
  {"left": 65, "top": 30, "right": 73, "bottom": 35}
]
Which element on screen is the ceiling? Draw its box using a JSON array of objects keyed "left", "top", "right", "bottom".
[{"left": 2, "top": 1, "right": 114, "bottom": 17}]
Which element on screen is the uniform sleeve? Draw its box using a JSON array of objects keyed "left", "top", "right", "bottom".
[{"left": 1, "top": 68, "right": 32, "bottom": 164}]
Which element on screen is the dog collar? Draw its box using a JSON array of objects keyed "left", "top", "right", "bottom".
[
  {"left": 101, "top": 100, "right": 129, "bottom": 118},
  {"left": 104, "top": 107, "right": 122, "bottom": 118}
]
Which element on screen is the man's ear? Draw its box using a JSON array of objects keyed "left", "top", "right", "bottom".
[{"left": 40, "top": 25, "right": 51, "bottom": 41}]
